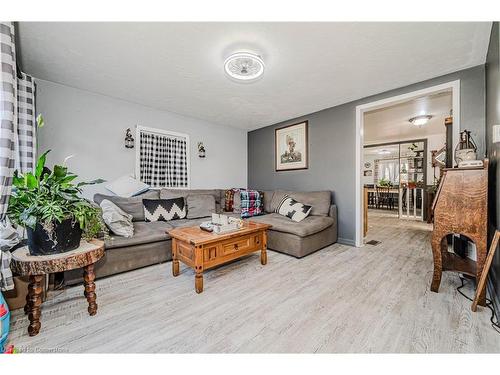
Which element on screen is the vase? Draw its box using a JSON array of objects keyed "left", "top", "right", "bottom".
[{"left": 26, "top": 218, "right": 82, "bottom": 256}]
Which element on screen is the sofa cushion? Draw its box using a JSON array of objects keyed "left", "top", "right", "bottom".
[
  {"left": 270, "top": 190, "right": 331, "bottom": 216},
  {"left": 160, "top": 189, "right": 224, "bottom": 213},
  {"left": 104, "top": 221, "right": 173, "bottom": 249},
  {"left": 94, "top": 190, "right": 160, "bottom": 221},
  {"left": 186, "top": 194, "right": 216, "bottom": 219},
  {"left": 262, "top": 190, "right": 275, "bottom": 213},
  {"left": 249, "top": 213, "right": 334, "bottom": 237},
  {"left": 168, "top": 217, "right": 212, "bottom": 228}
]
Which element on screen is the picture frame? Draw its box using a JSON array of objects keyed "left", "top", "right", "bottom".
[{"left": 275, "top": 121, "right": 308, "bottom": 171}]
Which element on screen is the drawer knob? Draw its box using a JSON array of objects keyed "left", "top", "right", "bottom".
[{"left": 234, "top": 243, "right": 239, "bottom": 249}]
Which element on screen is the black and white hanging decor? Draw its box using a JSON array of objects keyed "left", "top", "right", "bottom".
[{"left": 136, "top": 126, "right": 189, "bottom": 188}]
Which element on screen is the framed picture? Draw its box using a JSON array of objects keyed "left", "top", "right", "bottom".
[{"left": 275, "top": 121, "right": 308, "bottom": 171}]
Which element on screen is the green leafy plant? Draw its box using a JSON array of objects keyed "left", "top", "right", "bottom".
[
  {"left": 7, "top": 150, "right": 107, "bottom": 240},
  {"left": 378, "top": 178, "right": 392, "bottom": 187}
]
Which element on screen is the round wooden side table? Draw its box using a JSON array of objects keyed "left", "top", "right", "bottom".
[{"left": 10, "top": 239, "right": 104, "bottom": 336}]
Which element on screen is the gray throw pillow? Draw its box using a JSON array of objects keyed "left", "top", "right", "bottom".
[
  {"left": 94, "top": 190, "right": 159, "bottom": 221},
  {"left": 233, "top": 191, "right": 242, "bottom": 214},
  {"left": 186, "top": 194, "right": 216, "bottom": 219},
  {"left": 100, "top": 199, "right": 134, "bottom": 237}
]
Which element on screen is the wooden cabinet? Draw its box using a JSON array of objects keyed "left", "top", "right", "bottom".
[{"left": 430, "top": 161, "right": 488, "bottom": 306}]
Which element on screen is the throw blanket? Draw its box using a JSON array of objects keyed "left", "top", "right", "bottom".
[{"left": 240, "top": 190, "right": 264, "bottom": 218}]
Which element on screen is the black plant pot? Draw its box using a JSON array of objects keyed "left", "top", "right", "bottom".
[{"left": 26, "top": 218, "right": 82, "bottom": 256}]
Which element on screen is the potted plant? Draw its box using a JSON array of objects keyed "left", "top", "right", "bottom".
[
  {"left": 378, "top": 178, "right": 392, "bottom": 187},
  {"left": 7, "top": 150, "right": 107, "bottom": 256}
]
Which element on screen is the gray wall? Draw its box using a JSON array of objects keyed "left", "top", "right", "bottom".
[
  {"left": 36, "top": 79, "right": 248, "bottom": 199},
  {"left": 248, "top": 65, "right": 486, "bottom": 245},
  {"left": 485, "top": 22, "right": 500, "bottom": 311}
]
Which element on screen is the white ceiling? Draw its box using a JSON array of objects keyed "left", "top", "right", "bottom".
[
  {"left": 364, "top": 90, "right": 452, "bottom": 144},
  {"left": 17, "top": 22, "right": 491, "bottom": 130}
]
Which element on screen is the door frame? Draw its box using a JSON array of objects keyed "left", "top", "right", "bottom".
[{"left": 354, "top": 80, "right": 460, "bottom": 247}]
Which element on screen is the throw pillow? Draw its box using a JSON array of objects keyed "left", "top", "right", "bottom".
[
  {"left": 105, "top": 175, "right": 150, "bottom": 198},
  {"left": 275, "top": 195, "right": 312, "bottom": 222},
  {"left": 224, "top": 189, "right": 236, "bottom": 212},
  {"left": 233, "top": 189, "right": 243, "bottom": 214},
  {"left": 186, "top": 194, "right": 216, "bottom": 219},
  {"left": 240, "top": 190, "right": 264, "bottom": 218},
  {"left": 143, "top": 198, "right": 186, "bottom": 222},
  {"left": 100, "top": 199, "right": 134, "bottom": 237},
  {"left": 94, "top": 190, "right": 159, "bottom": 222}
]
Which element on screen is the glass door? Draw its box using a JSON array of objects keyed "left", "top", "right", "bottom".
[{"left": 399, "top": 141, "right": 425, "bottom": 220}]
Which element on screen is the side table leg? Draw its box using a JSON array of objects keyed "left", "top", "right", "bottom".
[
  {"left": 83, "top": 263, "right": 98, "bottom": 316},
  {"left": 27, "top": 275, "right": 43, "bottom": 336},
  {"left": 24, "top": 288, "right": 32, "bottom": 315}
]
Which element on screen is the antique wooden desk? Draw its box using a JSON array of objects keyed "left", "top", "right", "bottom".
[{"left": 431, "top": 162, "right": 488, "bottom": 307}]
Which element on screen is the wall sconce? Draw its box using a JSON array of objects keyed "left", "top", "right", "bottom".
[
  {"left": 125, "top": 128, "right": 134, "bottom": 149},
  {"left": 197, "top": 142, "right": 206, "bottom": 158}
]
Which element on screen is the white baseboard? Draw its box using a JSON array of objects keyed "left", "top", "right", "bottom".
[{"left": 337, "top": 237, "right": 356, "bottom": 247}]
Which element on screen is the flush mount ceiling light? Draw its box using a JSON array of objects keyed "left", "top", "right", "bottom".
[
  {"left": 409, "top": 115, "right": 433, "bottom": 126},
  {"left": 378, "top": 149, "right": 392, "bottom": 155},
  {"left": 224, "top": 52, "right": 264, "bottom": 82}
]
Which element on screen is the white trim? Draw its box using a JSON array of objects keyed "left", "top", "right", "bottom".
[
  {"left": 135, "top": 125, "right": 191, "bottom": 189},
  {"left": 355, "top": 80, "right": 460, "bottom": 247}
]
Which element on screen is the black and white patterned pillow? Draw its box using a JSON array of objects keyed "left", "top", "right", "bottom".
[
  {"left": 143, "top": 198, "right": 186, "bottom": 222},
  {"left": 275, "top": 195, "right": 312, "bottom": 222}
]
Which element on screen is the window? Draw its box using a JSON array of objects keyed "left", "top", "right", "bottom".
[
  {"left": 375, "top": 159, "right": 400, "bottom": 185},
  {"left": 135, "top": 126, "right": 190, "bottom": 188}
]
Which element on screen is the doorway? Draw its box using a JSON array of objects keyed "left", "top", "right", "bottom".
[{"left": 355, "top": 80, "right": 460, "bottom": 247}]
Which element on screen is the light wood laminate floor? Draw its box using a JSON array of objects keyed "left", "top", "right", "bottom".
[{"left": 7, "top": 214, "right": 500, "bottom": 352}]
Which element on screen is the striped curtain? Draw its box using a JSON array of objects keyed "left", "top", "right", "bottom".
[
  {"left": 0, "top": 22, "right": 37, "bottom": 291},
  {"left": 0, "top": 22, "right": 17, "bottom": 291},
  {"left": 139, "top": 130, "right": 189, "bottom": 188},
  {"left": 16, "top": 72, "right": 36, "bottom": 173},
  {"left": 0, "top": 22, "right": 17, "bottom": 222}
]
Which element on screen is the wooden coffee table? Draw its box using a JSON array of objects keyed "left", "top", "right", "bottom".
[{"left": 168, "top": 221, "right": 271, "bottom": 293}]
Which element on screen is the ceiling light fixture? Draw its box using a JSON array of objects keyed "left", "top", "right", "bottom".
[
  {"left": 409, "top": 115, "right": 432, "bottom": 126},
  {"left": 224, "top": 52, "right": 264, "bottom": 83},
  {"left": 378, "top": 149, "right": 392, "bottom": 155}
]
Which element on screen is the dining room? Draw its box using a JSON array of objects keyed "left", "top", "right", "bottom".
[{"left": 362, "top": 88, "right": 451, "bottom": 236}]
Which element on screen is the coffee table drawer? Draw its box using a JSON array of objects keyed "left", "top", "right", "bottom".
[{"left": 221, "top": 235, "right": 255, "bottom": 255}]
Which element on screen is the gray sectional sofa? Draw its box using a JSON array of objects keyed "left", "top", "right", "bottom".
[{"left": 64, "top": 188, "right": 337, "bottom": 285}]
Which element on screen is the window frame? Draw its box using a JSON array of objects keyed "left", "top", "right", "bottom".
[{"left": 135, "top": 125, "right": 191, "bottom": 189}]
